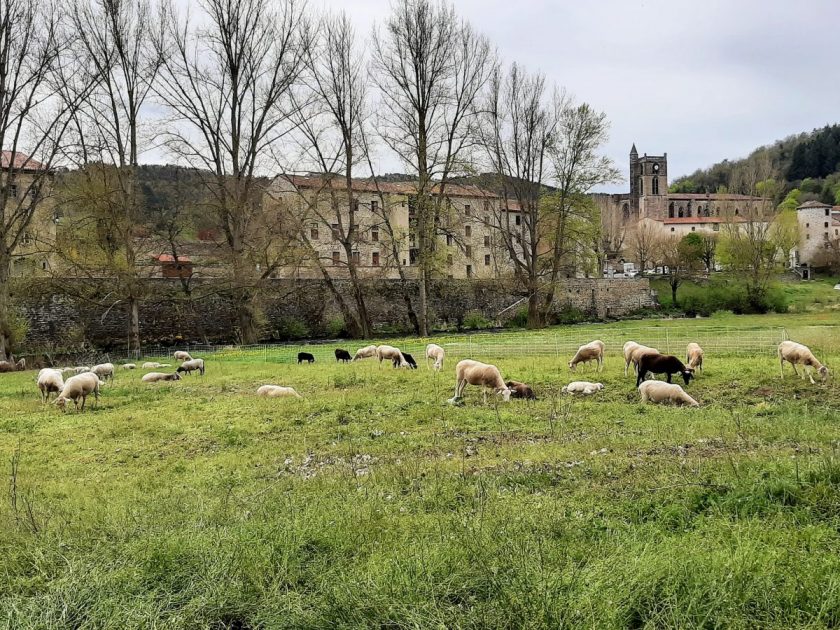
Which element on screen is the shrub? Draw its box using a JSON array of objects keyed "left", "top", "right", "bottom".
[
  {"left": 325, "top": 317, "right": 346, "bottom": 338},
  {"left": 552, "top": 307, "right": 586, "bottom": 325},
  {"left": 462, "top": 311, "right": 494, "bottom": 330},
  {"left": 503, "top": 307, "right": 529, "bottom": 329},
  {"left": 275, "top": 317, "right": 309, "bottom": 340}
]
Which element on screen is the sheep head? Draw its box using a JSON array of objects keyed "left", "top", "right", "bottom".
[
  {"left": 498, "top": 387, "right": 512, "bottom": 402},
  {"left": 819, "top": 366, "right": 829, "bottom": 380},
  {"left": 681, "top": 369, "right": 694, "bottom": 385}
]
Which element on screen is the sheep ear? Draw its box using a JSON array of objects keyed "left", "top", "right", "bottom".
[{"left": 686, "top": 367, "right": 695, "bottom": 373}]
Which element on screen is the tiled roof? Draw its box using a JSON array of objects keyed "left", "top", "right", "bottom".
[
  {"left": 154, "top": 254, "right": 192, "bottom": 263},
  {"left": 662, "top": 216, "right": 747, "bottom": 224},
  {"left": 1, "top": 151, "right": 45, "bottom": 171},
  {"left": 797, "top": 200, "right": 832, "bottom": 209},
  {"left": 668, "top": 193, "right": 762, "bottom": 201}
]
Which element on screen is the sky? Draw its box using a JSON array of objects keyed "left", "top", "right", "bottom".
[{"left": 309, "top": 0, "right": 840, "bottom": 192}]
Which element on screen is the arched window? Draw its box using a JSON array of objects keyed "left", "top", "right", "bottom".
[
  {"left": 686, "top": 203, "right": 692, "bottom": 218},
  {"left": 668, "top": 202, "right": 675, "bottom": 218},
  {"left": 622, "top": 203, "right": 630, "bottom": 221},
  {"left": 652, "top": 176, "right": 659, "bottom": 195},
  {"left": 716, "top": 207, "right": 720, "bottom": 217},
  {"left": 735, "top": 207, "right": 740, "bottom": 216},
  {"left": 639, "top": 177, "right": 644, "bottom": 196},
  {"left": 678, "top": 206, "right": 684, "bottom": 218},
  {"left": 703, "top": 207, "right": 710, "bottom": 217}
]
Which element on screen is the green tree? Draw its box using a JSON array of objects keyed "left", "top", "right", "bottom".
[{"left": 660, "top": 233, "right": 702, "bottom": 306}]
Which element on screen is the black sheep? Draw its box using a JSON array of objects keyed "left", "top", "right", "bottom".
[
  {"left": 393, "top": 352, "right": 418, "bottom": 369},
  {"left": 636, "top": 353, "right": 694, "bottom": 387},
  {"left": 334, "top": 349, "right": 352, "bottom": 363},
  {"left": 297, "top": 352, "right": 315, "bottom": 364}
]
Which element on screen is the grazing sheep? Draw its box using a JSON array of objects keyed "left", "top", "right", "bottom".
[
  {"left": 561, "top": 381, "right": 604, "bottom": 395},
  {"left": 448, "top": 359, "right": 512, "bottom": 404},
  {"left": 0, "top": 361, "right": 18, "bottom": 373},
  {"left": 377, "top": 345, "right": 409, "bottom": 368},
  {"left": 569, "top": 340, "right": 605, "bottom": 372},
  {"left": 297, "top": 352, "right": 315, "bottom": 364},
  {"left": 395, "top": 352, "right": 418, "bottom": 369},
  {"left": 173, "top": 350, "right": 192, "bottom": 361},
  {"left": 176, "top": 358, "right": 205, "bottom": 376},
  {"left": 122, "top": 363, "right": 136, "bottom": 370},
  {"left": 426, "top": 343, "right": 445, "bottom": 371},
  {"left": 37, "top": 368, "right": 64, "bottom": 403},
  {"left": 91, "top": 363, "right": 115, "bottom": 381},
  {"left": 639, "top": 380, "right": 699, "bottom": 407},
  {"left": 16, "top": 358, "right": 25, "bottom": 370},
  {"left": 73, "top": 366, "right": 91, "bottom": 374},
  {"left": 636, "top": 353, "right": 694, "bottom": 387},
  {"left": 686, "top": 342, "right": 704, "bottom": 372},
  {"left": 334, "top": 349, "right": 352, "bottom": 363},
  {"left": 141, "top": 372, "right": 181, "bottom": 383},
  {"left": 505, "top": 380, "right": 536, "bottom": 400},
  {"left": 257, "top": 385, "right": 302, "bottom": 399},
  {"left": 54, "top": 372, "right": 103, "bottom": 412},
  {"left": 778, "top": 340, "right": 828, "bottom": 384},
  {"left": 352, "top": 345, "right": 378, "bottom": 361},
  {"left": 624, "top": 342, "right": 660, "bottom": 376}
]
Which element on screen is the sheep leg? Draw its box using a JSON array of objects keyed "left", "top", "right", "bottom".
[
  {"left": 482, "top": 388, "right": 488, "bottom": 405},
  {"left": 598, "top": 356, "right": 604, "bottom": 373},
  {"left": 666, "top": 373, "right": 672, "bottom": 383},
  {"left": 624, "top": 359, "right": 629, "bottom": 376},
  {"left": 80, "top": 395, "right": 86, "bottom": 412},
  {"left": 806, "top": 366, "right": 815, "bottom": 385}
]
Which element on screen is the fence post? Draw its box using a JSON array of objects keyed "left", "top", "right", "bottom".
[
  {"left": 468, "top": 334, "right": 472, "bottom": 357},
  {"left": 665, "top": 329, "right": 670, "bottom": 354}
]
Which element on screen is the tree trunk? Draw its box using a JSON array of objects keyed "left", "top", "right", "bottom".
[
  {"left": 128, "top": 296, "right": 141, "bottom": 357},
  {"left": 671, "top": 282, "right": 678, "bottom": 306},
  {"left": 236, "top": 288, "right": 260, "bottom": 344},
  {"left": 0, "top": 255, "right": 12, "bottom": 362},
  {"left": 526, "top": 289, "right": 541, "bottom": 329},
  {"left": 418, "top": 270, "right": 429, "bottom": 336}
]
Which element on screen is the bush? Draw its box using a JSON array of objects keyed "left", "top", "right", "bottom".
[
  {"left": 325, "top": 317, "right": 346, "bottom": 338},
  {"left": 658, "top": 279, "right": 789, "bottom": 317},
  {"left": 552, "top": 307, "right": 587, "bottom": 325},
  {"left": 275, "top": 317, "right": 309, "bottom": 340},
  {"left": 462, "top": 311, "right": 494, "bottom": 330},
  {"left": 503, "top": 307, "right": 529, "bottom": 329}
]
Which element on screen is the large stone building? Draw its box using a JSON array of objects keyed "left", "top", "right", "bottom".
[{"left": 793, "top": 200, "right": 840, "bottom": 268}]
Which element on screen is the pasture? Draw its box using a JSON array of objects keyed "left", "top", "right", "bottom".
[{"left": 2, "top": 314, "right": 840, "bottom": 628}]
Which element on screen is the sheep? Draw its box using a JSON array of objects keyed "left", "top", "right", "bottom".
[
  {"left": 176, "top": 358, "right": 205, "bottom": 376},
  {"left": 569, "top": 340, "right": 605, "bottom": 372},
  {"left": 91, "top": 363, "right": 115, "bottom": 381},
  {"left": 54, "top": 372, "right": 103, "bottom": 412},
  {"left": 16, "top": 358, "right": 25, "bottom": 370},
  {"left": 37, "top": 368, "right": 64, "bottom": 403},
  {"left": 448, "top": 359, "right": 512, "bottom": 404},
  {"left": 335, "top": 349, "right": 352, "bottom": 363},
  {"left": 0, "top": 361, "right": 19, "bottom": 373},
  {"left": 636, "top": 353, "right": 694, "bottom": 387},
  {"left": 377, "top": 345, "right": 409, "bottom": 368},
  {"left": 639, "top": 380, "right": 699, "bottom": 407},
  {"left": 297, "top": 352, "right": 315, "bottom": 364},
  {"left": 257, "top": 385, "right": 302, "bottom": 399},
  {"left": 352, "top": 345, "right": 378, "bottom": 361},
  {"left": 686, "top": 342, "right": 704, "bottom": 372},
  {"left": 73, "top": 366, "right": 91, "bottom": 374},
  {"left": 624, "top": 342, "right": 660, "bottom": 376},
  {"left": 122, "top": 363, "right": 136, "bottom": 370},
  {"left": 141, "top": 372, "right": 181, "bottom": 383},
  {"left": 173, "top": 350, "right": 192, "bottom": 361},
  {"left": 141, "top": 362, "right": 169, "bottom": 369},
  {"left": 426, "top": 343, "right": 445, "bottom": 371},
  {"left": 395, "top": 352, "right": 418, "bottom": 369},
  {"left": 778, "top": 340, "right": 829, "bottom": 384},
  {"left": 61, "top": 367, "right": 77, "bottom": 374},
  {"left": 561, "top": 381, "right": 605, "bottom": 395},
  {"left": 505, "top": 380, "right": 536, "bottom": 400}
]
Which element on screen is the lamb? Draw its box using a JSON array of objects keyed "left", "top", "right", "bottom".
[
  {"left": 426, "top": 343, "right": 445, "bottom": 371},
  {"left": 256, "top": 385, "right": 302, "bottom": 399},
  {"left": 569, "top": 340, "right": 605, "bottom": 372},
  {"left": 561, "top": 381, "right": 605, "bottom": 395},
  {"left": 334, "top": 349, "right": 352, "bottom": 363},
  {"left": 636, "top": 353, "right": 694, "bottom": 387},
  {"left": 176, "top": 358, "right": 205, "bottom": 376},
  {"left": 778, "top": 340, "right": 829, "bottom": 384},
  {"left": 395, "top": 352, "right": 418, "bottom": 369},
  {"left": 173, "top": 350, "right": 192, "bottom": 361},
  {"left": 624, "top": 342, "right": 660, "bottom": 376},
  {"left": 505, "top": 380, "right": 536, "bottom": 400},
  {"left": 686, "top": 342, "right": 704, "bottom": 372},
  {"left": 297, "top": 352, "right": 315, "bottom": 364},
  {"left": 91, "top": 362, "right": 115, "bottom": 381},
  {"left": 638, "top": 380, "right": 699, "bottom": 407},
  {"left": 37, "top": 368, "right": 64, "bottom": 403},
  {"left": 141, "top": 372, "right": 181, "bottom": 383},
  {"left": 448, "top": 359, "right": 512, "bottom": 404},
  {"left": 377, "top": 345, "right": 409, "bottom": 368},
  {"left": 54, "top": 372, "right": 103, "bottom": 412},
  {"left": 122, "top": 363, "right": 136, "bottom": 370},
  {"left": 352, "top": 345, "right": 378, "bottom": 361}
]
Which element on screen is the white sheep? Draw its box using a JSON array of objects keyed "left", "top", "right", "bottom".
[
  {"left": 638, "top": 380, "right": 699, "bottom": 407},
  {"left": 141, "top": 372, "right": 182, "bottom": 383},
  {"left": 141, "top": 362, "right": 170, "bottom": 369},
  {"left": 37, "top": 368, "right": 64, "bottom": 403},
  {"left": 122, "top": 363, "right": 136, "bottom": 370},
  {"left": 686, "top": 342, "right": 704, "bottom": 372},
  {"left": 426, "top": 343, "right": 445, "bottom": 371},
  {"left": 54, "top": 372, "right": 103, "bottom": 412},
  {"left": 60, "top": 367, "right": 76, "bottom": 374},
  {"left": 352, "top": 345, "right": 378, "bottom": 361},
  {"left": 561, "top": 381, "right": 604, "bottom": 395},
  {"left": 569, "top": 340, "right": 605, "bottom": 372},
  {"left": 376, "top": 345, "right": 409, "bottom": 368},
  {"left": 176, "top": 358, "right": 205, "bottom": 376},
  {"left": 626, "top": 343, "right": 660, "bottom": 376},
  {"left": 256, "top": 385, "right": 302, "bottom": 398},
  {"left": 448, "top": 359, "right": 512, "bottom": 404},
  {"left": 91, "top": 362, "right": 115, "bottom": 381},
  {"left": 173, "top": 350, "right": 193, "bottom": 361},
  {"left": 778, "top": 340, "right": 828, "bottom": 384},
  {"left": 73, "top": 366, "right": 90, "bottom": 374}
]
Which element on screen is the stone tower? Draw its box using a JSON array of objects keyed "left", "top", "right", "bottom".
[
  {"left": 629, "top": 144, "right": 639, "bottom": 215},
  {"left": 630, "top": 147, "right": 668, "bottom": 220}
]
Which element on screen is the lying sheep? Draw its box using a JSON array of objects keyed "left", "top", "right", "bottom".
[
  {"left": 505, "top": 380, "right": 536, "bottom": 400},
  {"left": 176, "top": 358, "right": 205, "bottom": 376},
  {"left": 37, "top": 368, "right": 64, "bottom": 403},
  {"left": 638, "top": 380, "right": 699, "bottom": 407},
  {"left": 54, "top": 372, "right": 103, "bottom": 412},
  {"left": 426, "top": 343, "right": 445, "bottom": 371},
  {"left": 448, "top": 359, "right": 511, "bottom": 404},
  {"left": 352, "top": 345, "right": 378, "bottom": 361},
  {"left": 561, "top": 381, "right": 604, "bottom": 395},
  {"left": 141, "top": 372, "right": 182, "bottom": 383},
  {"left": 91, "top": 362, "right": 115, "bottom": 381},
  {"left": 73, "top": 366, "right": 91, "bottom": 374},
  {"left": 122, "top": 363, "right": 136, "bottom": 370},
  {"left": 173, "top": 350, "right": 192, "bottom": 361},
  {"left": 779, "top": 340, "right": 828, "bottom": 384},
  {"left": 625, "top": 342, "right": 660, "bottom": 376},
  {"left": 257, "top": 385, "right": 302, "bottom": 399},
  {"left": 686, "top": 342, "right": 704, "bottom": 372},
  {"left": 141, "top": 362, "right": 169, "bottom": 369},
  {"left": 377, "top": 345, "right": 409, "bottom": 368},
  {"left": 636, "top": 353, "right": 694, "bottom": 387},
  {"left": 569, "top": 340, "right": 605, "bottom": 372}
]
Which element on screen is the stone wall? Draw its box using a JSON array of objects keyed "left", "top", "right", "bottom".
[{"left": 18, "top": 277, "right": 656, "bottom": 349}]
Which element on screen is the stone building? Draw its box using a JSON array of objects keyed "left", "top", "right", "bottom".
[
  {"left": 5, "top": 151, "right": 56, "bottom": 277},
  {"left": 793, "top": 200, "right": 840, "bottom": 267}
]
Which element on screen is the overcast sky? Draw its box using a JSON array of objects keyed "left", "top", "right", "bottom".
[{"left": 308, "top": 0, "right": 840, "bottom": 192}]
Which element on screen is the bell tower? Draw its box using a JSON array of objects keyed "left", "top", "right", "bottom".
[{"left": 629, "top": 143, "right": 639, "bottom": 215}]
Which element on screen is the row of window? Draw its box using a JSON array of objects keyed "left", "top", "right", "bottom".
[
  {"left": 669, "top": 224, "right": 721, "bottom": 233},
  {"left": 331, "top": 251, "right": 381, "bottom": 266},
  {"left": 329, "top": 250, "right": 494, "bottom": 269},
  {"left": 804, "top": 222, "right": 832, "bottom": 228}
]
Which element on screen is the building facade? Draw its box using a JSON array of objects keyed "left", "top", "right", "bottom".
[{"left": 794, "top": 200, "right": 840, "bottom": 267}]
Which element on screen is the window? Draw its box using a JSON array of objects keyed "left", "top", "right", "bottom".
[
  {"left": 465, "top": 245, "right": 472, "bottom": 258},
  {"left": 713, "top": 224, "right": 720, "bottom": 232},
  {"left": 735, "top": 208, "right": 740, "bottom": 216},
  {"left": 310, "top": 225, "right": 319, "bottom": 240},
  {"left": 484, "top": 215, "right": 489, "bottom": 225},
  {"left": 484, "top": 254, "right": 491, "bottom": 266},
  {"left": 447, "top": 254, "right": 453, "bottom": 266},
  {"left": 691, "top": 227, "right": 696, "bottom": 231},
  {"left": 623, "top": 204, "right": 630, "bottom": 221},
  {"left": 827, "top": 209, "right": 831, "bottom": 217},
  {"left": 464, "top": 204, "right": 471, "bottom": 216},
  {"left": 372, "top": 252, "right": 380, "bottom": 266},
  {"left": 332, "top": 251, "right": 340, "bottom": 265},
  {"left": 668, "top": 203, "right": 674, "bottom": 218},
  {"left": 515, "top": 214, "right": 521, "bottom": 226},
  {"left": 806, "top": 234, "right": 810, "bottom": 240},
  {"left": 483, "top": 200, "right": 490, "bottom": 212},
  {"left": 678, "top": 207, "right": 684, "bottom": 218},
  {"left": 484, "top": 235, "right": 490, "bottom": 247},
  {"left": 351, "top": 199, "right": 359, "bottom": 212},
  {"left": 409, "top": 232, "right": 416, "bottom": 247},
  {"left": 639, "top": 177, "right": 643, "bottom": 195},
  {"left": 9, "top": 184, "right": 17, "bottom": 198},
  {"left": 806, "top": 223, "right": 810, "bottom": 228},
  {"left": 331, "top": 223, "right": 340, "bottom": 240},
  {"left": 446, "top": 234, "right": 453, "bottom": 246},
  {"left": 371, "top": 228, "right": 379, "bottom": 242},
  {"left": 371, "top": 200, "right": 378, "bottom": 213},
  {"left": 22, "top": 232, "right": 31, "bottom": 245},
  {"left": 409, "top": 248, "right": 418, "bottom": 265},
  {"left": 670, "top": 227, "right": 675, "bottom": 232},
  {"left": 465, "top": 225, "right": 471, "bottom": 237},
  {"left": 824, "top": 232, "right": 829, "bottom": 241},
  {"left": 466, "top": 264, "right": 473, "bottom": 278},
  {"left": 652, "top": 176, "right": 659, "bottom": 195},
  {"left": 825, "top": 222, "right": 829, "bottom": 228},
  {"left": 351, "top": 251, "right": 361, "bottom": 265}
]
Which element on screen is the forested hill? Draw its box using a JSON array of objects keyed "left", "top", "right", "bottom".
[{"left": 670, "top": 124, "right": 840, "bottom": 205}]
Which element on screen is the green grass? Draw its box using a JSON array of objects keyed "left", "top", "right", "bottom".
[{"left": 2, "top": 314, "right": 840, "bottom": 628}]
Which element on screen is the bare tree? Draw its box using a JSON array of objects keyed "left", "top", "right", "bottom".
[
  {"left": 371, "top": 0, "right": 492, "bottom": 335},
  {"left": 0, "top": 0, "right": 90, "bottom": 361},
  {"left": 155, "top": 0, "right": 308, "bottom": 343},
  {"left": 629, "top": 220, "right": 660, "bottom": 274}
]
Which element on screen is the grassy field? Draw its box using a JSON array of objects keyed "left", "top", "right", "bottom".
[{"left": 2, "top": 314, "right": 840, "bottom": 628}]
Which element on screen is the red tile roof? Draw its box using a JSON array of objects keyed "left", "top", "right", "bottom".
[
  {"left": 668, "top": 193, "right": 762, "bottom": 201},
  {"left": 1, "top": 151, "right": 45, "bottom": 171},
  {"left": 662, "top": 216, "right": 746, "bottom": 224},
  {"left": 154, "top": 254, "right": 192, "bottom": 263},
  {"left": 798, "top": 200, "right": 832, "bottom": 209}
]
